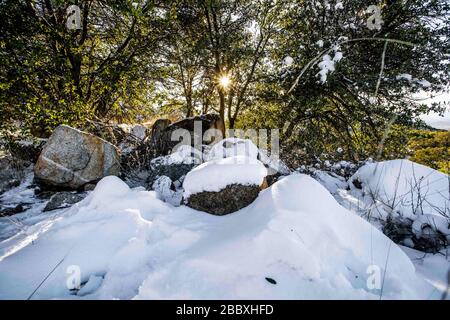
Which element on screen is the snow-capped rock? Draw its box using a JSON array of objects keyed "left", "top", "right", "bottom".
[
  {"left": 183, "top": 155, "right": 267, "bottom": 199},
  {"left": 183, "top": 155, "right": 267, "bottom": 214}
]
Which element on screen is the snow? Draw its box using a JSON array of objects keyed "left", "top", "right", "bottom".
[
  {"left": 366, "top": 5, "right": 384, "bottom": 31},
  {"left": 396, "top": 74, "right": 413, "bottom": 81},
  {"left": 350, "top": 159, "right": 449, "bottom": 220},
  {"left": 258, "top": 148, "right": 291, "bottom": 175},
  {"left": 183, "top": 156, "right": 267, "bottom": 198},
  {"left": 401, "top": 246, "right": 450, "bottom": 299},
  {"left": 395, "top": 75, "right": 432, "bottom": 88},
  {"left": 335, "top": 1, "right": 343, "bottom": 10},
  {"left": 313, "top": 171, "right": 348, "bottom": 194},
  {"left": 206, "top": 138, "right": 289, "bottom": 175},
  {"left": 304, "top": 161, "right": 450, "bottom": 298},
  {"left": 283, "top": 56, "right": 294, "bottom": 67},
  {"left": 317, "top": 55, "right": 335, "bottom": 83},
  {"left": 206, "top": 138, "right": 259, "bottom": 161},
  {"left": 0, "top": 176, "right": 167, "bottom": 299},
  {"left": 152, "top": 176, "right": 183, "bottom": 206},
  {"left": 317, "top": 49, "right": 343, "bottom": 83},
  {"left": 151, "top": 145, "right": 202, "bottom": 167},
  {"left": 0, "top": 171, "right": 49, "bottom": 242},
  {"left": 333, "top": 50, "right": 343, "bottom": 62},
  {"left": 316, "top": 40, "right": 324, "bottom": 48},
  {"left": 416, "top": 79, "right": 431, "bottom": 88},
  {"left": 0, "top": 173, "right": 434, "bottom": 299},
  {"left": 171, "top": 145, "right": 203, "bottom": 164},
  {"left": 2, "top": 157, "right": 449, "bottom": 299},
  {"left": 411, "top": 214, "right": 450, "bottom": 238},
  {"left": 77, "top": 275, "right": 104, "bottom": 296}
]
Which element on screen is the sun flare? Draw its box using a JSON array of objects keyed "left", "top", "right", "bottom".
[{"left": 219, "top": 75, "right": 231, "bottom": 89}]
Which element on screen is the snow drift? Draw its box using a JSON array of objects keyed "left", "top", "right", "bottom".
[
  {"left": 343, "top": 159, "right": 450, "bottom": 254},
  {"left": 350, "top": 159, "right": 449, "bottom": 219},
  {"left": 0, "top": 173, "right": 432, "bottom": 299}
]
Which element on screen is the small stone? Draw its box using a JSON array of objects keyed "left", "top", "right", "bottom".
[
  {"left": 43, "top": 192, "right": 84, "bottom": 212},
  {"left": 83, "top": 183, "right": 96, "bottom": 191},
  {"left": 352, "top": 178, "right": 362, "bottom": 189},
  {"left": 0, "top": 204, "right": 25, "bottom": 216}
]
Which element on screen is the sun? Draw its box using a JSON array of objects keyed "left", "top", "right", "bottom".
[{"left": 219, "top": 74, "right": 231, "bottom": 89}]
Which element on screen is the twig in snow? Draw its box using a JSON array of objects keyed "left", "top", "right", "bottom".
[
  {"left": 26, "top": 243, "right": 76, "bottom": 300},
  {"left": 442, "top": 269, "right": 450, "bottom": 300},
  {"left": 379, "top": 240, "right": 392, "bottom": 300}
]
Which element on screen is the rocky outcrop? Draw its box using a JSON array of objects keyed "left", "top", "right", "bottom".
[
  {"left": 120, "top": 114, "right": 223, "bottom": 186},
  {"left": 186, "top": 184, "right": 261, "bottom": 215},
  {"left": 83, "top": 122, "right": 128, "bottom": 147},
  {"left": 34, "top": 125, "right": 120, "bottom": 189}
]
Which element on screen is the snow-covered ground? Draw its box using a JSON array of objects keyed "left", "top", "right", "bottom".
[
  {"left": 0, "top": 158, "right": 448, "bottom": 300},
  {"left": 0, "top": 171, "right": 48, "bottom": 242},
  {"left": 312, "top": 159, "right": 450, "bottom": 299},
  {"left": 350, "top": 159, "right": 449, "bottom": 220}
]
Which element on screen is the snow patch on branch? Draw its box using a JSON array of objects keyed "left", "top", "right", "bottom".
[{"left": 317, "top": 47, "right": 343, "bottom": 83}]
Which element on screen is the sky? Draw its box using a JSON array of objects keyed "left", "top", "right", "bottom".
[{"left": 417, "top": 91, "right": 450, "bottom": 130}]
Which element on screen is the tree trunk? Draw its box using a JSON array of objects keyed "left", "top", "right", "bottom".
[
  {"left": 218, "top": 89, "right": 226, "bottom": 137},
  {"left": 229, "top": 117, "right": 235, "bottom": 129},
  {"left": 186, "top": 95, "right": 193, "bottom": 117}
]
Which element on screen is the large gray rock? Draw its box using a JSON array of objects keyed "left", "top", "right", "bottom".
[
  {"left": 34, "top": 125, "right": 120, "bottom": 189},
  {"left": 151, "top": 114, "right": 223, "bottom": 156},
  {"left": 185, "top": 184, "right": 261, "bottom": 215},
  {"left": 148, "top": 118, "right": 172, "bottom": 156}
]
